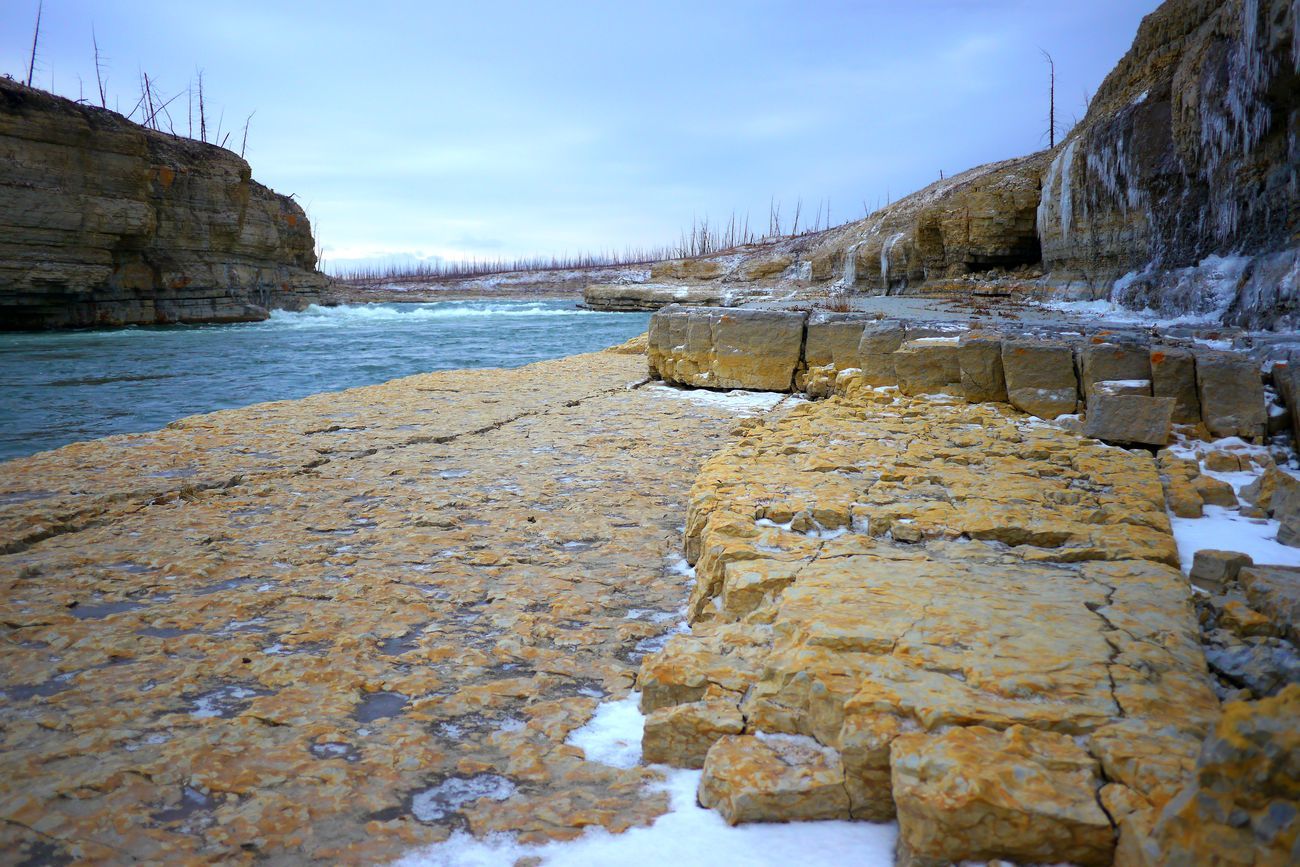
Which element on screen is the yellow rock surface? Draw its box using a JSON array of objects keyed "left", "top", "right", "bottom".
[
  {"left": 643, "top": 378, "right": 1219, "bottom": 862},
  {"left": 0, "top": 349, "right": 775, "bottom": 863}
]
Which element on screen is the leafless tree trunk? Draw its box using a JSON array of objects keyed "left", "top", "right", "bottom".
[
  {"left": 26, "top": 1, "right": 43, "bottom": 87},
  {"left": 1041, "top": 49, "right": 1056, "bottom": 148}
]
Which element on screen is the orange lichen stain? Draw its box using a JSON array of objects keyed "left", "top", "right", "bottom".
[
  {"left": 284, "top": 213, "right": 298, "bottom": 227},
  {"left": 1152, "top": 351, "right": 1167, "bottom": 365},
  {"left": 169, "top": 276, "right": 191, "bottom": 290},
  {"left": 155, "top": 166, "right": 176, "bottom": 189}
]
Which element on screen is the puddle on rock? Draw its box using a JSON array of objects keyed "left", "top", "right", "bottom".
[
  {"left": 68, "top": 600, "right": 143, "bottom": 620},
  {"left": 352, "top": 690, "right": 409, "bottom": 723}
]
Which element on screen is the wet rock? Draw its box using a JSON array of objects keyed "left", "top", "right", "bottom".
[
  {"left": 1084, "top": 394, "right": 1174, "bottom": 446},
  {"left": 1001, "top": 340, "right": 1079, "bottom": 419},
  {"left": 891, "top": 725, "right": 1114, "bottom": 867},
  {"left": 698, "top": 734, "right": 850, "bottom": 825}
]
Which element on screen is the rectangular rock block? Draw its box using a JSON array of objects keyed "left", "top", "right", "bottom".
[
  {"left": 857, "top": 320, "right": 906, "bottom": 386},
  {"left": 1002, "top": 340, "right": 1079, "bottom": 420},
  {"left": 958, "top": 334, "right": 1007, "bottom": 403},
  {"left": 1151, "top": 346, "right": 1202, "bottom": 424},
  {"left": 804, "top": 312, "right": 867, "bottom": 369},
  {"left": 894, "top": 338, "right": 961, "bottom": 396},
  {"left": 1196, "top": 351, "right": 1266, "bottom": 439},
  {"left": 712, "top": 310, "right": 806, "bottom": 391},
  {"left": 642, "top": 700, "right": 745, "bottom": 769},
  {"left": 1084, "top": 394, "right": 1175, "bottom": 446},
  {"left": 699, "top": 734, "right": 850, "bottom": 825},
  {"left": 1081, "top": 341, "right": 1152, "bottom": 400}
]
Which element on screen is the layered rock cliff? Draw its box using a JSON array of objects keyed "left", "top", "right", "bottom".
[
  {"left": 1037, "top": 0, "right": 1299, "bottom": 328},
  {"left": 0, "top": 78, "right": 333, "bottom": 330}
]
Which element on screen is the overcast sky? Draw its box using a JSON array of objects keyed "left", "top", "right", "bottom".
[{"left": 3, "top": 1, "right": 1161, "bottom": 270}]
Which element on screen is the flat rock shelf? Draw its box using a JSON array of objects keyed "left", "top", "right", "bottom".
[{"left": 0, "top": 347, "right": 789, "bottom": 863}]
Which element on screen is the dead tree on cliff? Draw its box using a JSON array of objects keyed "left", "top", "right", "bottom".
[
  {"left": 1040, "top": 49, "right": 1056, "bottom": 148},
  {"left": 26, "top": 1, "right": 43, "bottom": 87}
]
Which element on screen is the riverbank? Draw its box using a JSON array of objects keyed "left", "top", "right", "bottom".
[{"left": 0, "top": 299, "right": 649, "bottom": 462}]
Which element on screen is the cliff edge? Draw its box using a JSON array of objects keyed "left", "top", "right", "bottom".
[{"left": 0, "top": 78, "right": 333, "bottom": 330}]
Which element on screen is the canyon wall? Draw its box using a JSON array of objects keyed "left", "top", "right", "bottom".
[{"left": 0, "top": 78, "right": 333, "bottom": 330}]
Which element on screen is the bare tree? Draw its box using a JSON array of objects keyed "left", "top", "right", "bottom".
[
  {"left": 93, "top": 26, "right": 108, "bottom": 107},
  {"left": 26, "top": 1, "right": 43, "bottom": 87},
  {"left": 1041, "top": 49, "right": 1056, "bottom": 148}
]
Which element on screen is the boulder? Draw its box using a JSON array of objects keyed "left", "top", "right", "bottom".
[
  {"left": 1157, "top": 451, "right": 1203, "bottom": 518},
  {"left": 891, "top": 725, "right": 1114, "bottom": 867},
  {"left": 1080, "top": 341, "right": 1152, "bottom": 400},
  {"left": 1239, "top": 565, "right": 1300, "bottom": 643},
  {"left": 1001, "top": 340, "right": 1079, "bottom": 419},
  {"left": 894, "top": 338, "right": 962, "bottom": 396},
  {"left": 1150, "top": 346, "right": 1202, "bottom": 424},
  {"left": 698, "top": 734, "right": 850, "bottom": 825},
  {"left": 642, "top": 700, "right": 745, "bottom": 769},
  {"left": 1189, "top": 549, "right": 1254, "bottom": 593},
  {"left": 1195, "top": 475, "right": 1239, "bottom": 508},
  {"left": 1084, "top": 394, "right": 1174, "bottom": 446},
  {"left": 1196, "top": 352, "right": 1266, "bottom": 440},
  {"left": 957, "top": 334, "right": 1007, "bottom": 403}
]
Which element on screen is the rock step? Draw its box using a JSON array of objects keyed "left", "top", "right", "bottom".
[{"left": 647, "top": 305, "right": 1287, "bottom": 446}]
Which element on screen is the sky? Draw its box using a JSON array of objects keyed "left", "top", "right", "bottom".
[{"left": 1, "top": 0, "right": 1162, "bottom": 272}]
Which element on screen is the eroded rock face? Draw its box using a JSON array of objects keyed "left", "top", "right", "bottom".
[
  {"left": 0, "top": 348, "right": 778, "bottom": 863},
  {"left": 1037, "top": 0, "right": 1300, "bottom": 328},
  {"left": 640, "top": 379, "right": 1221, "bottom": 863},
  {"left": 0, "top": 78, "right": 332, "bottom": 329}
]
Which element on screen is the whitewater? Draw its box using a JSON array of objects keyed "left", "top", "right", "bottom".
[{"left": 0, "top": 299, "right": 650, "bottom": 462}]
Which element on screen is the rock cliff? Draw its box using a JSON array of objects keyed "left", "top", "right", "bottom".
[
  {"left": 0, "top": 78, "right": 333, "bottom": 330},
  {"left": 1037, "top": 0, "right": 1300, "bottom": 328}
]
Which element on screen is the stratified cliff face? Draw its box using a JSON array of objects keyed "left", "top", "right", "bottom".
[
  {"left": 1037, "top": 0, "right": 1299, "bottom": 327},
  {"left": 0, "top": 78, "right": 333, "bottom": 330},
  {"left": 805, "top": 152, "right": 1051, "bottom": 292}
]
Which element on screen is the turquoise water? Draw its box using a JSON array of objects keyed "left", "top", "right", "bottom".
[{"left": 0, "top": 299, "right": 650, "bottom": 462}]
